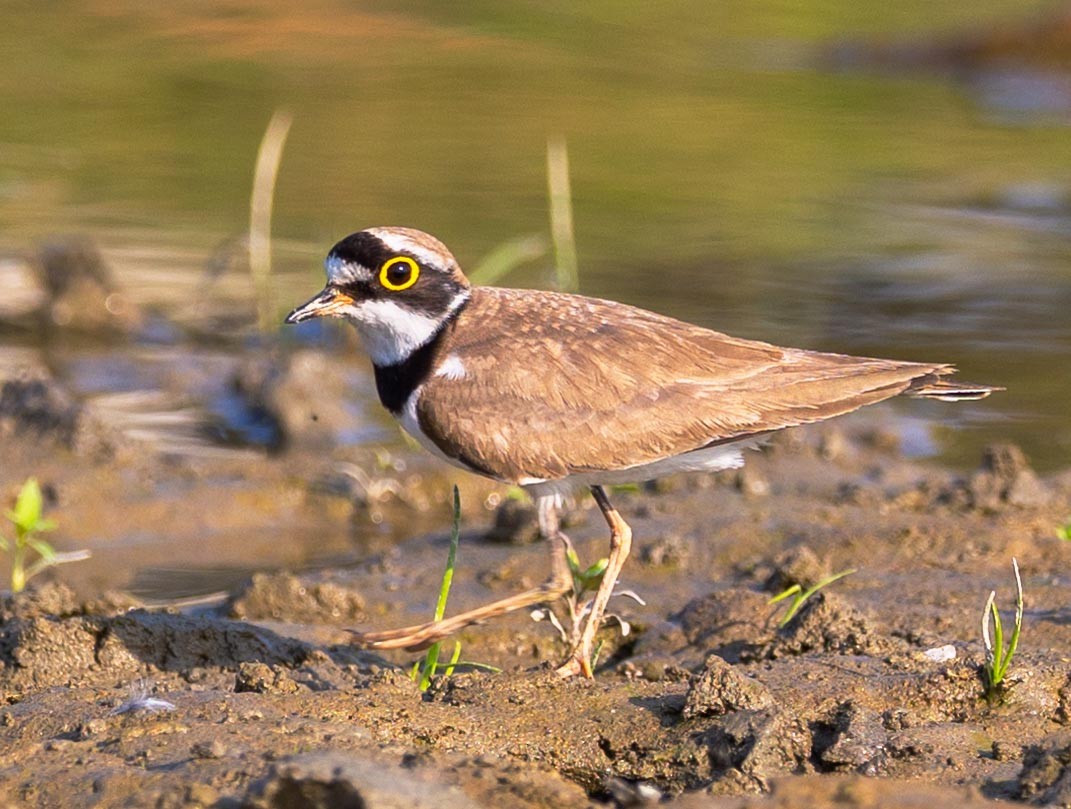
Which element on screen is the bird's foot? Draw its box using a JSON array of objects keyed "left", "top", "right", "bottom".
[{"left": 554, "top": 644, "right": 594, "bottom": 679}]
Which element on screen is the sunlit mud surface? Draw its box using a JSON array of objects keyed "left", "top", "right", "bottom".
[{"left": 2, "top": 359, "right": 1069, "bottom": 807}]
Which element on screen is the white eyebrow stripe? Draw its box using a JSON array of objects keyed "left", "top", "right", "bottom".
[
  {"left": 325, "top": 255, "right": 371, "bottom": 285},
  {"left": 369, "top": 229, "right": 448, "bottom": 269}
]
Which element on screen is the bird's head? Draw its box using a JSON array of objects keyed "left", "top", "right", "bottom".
[{"left": 285, "top": 227, "right": 470, "bottom": 366}]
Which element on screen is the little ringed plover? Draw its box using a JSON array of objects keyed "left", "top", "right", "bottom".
[{"left": 286, "top": 226, "right": 999, "bottom": 678}]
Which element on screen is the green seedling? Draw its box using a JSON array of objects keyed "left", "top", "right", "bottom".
[
  {"left": 566, "top": 545, "right": 608, "bottom": 596},
  {"left": 982, "top": 558, "right": 1023, "bottom": 703},
  {"left": 532, "top": 532, "right": 645, "bottom": 673},
  {"left": 1057, "top": 519, "right": 1071, "bottom": 542},
  {"left": 0, "top": 478, "right": 90, "bottom": 593},
  {"left": 410, "top": 486, "right": 499, "bottom": 690},
  {"left": 769, "top": 568, "right": 856, "bottom": 627}
]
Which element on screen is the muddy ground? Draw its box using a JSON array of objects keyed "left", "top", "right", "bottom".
[{"left": 2, "top": 299, "right": 1071, "bottom": 806}]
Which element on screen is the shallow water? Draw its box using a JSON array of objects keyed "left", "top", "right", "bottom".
[{"left": 2, "top": 1, "right": 1070, "bottom": 474}]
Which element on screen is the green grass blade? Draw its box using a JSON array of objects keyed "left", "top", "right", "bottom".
[
  {"left": 469, "top": 234, "right": 547, "bottom": 287},
  {"left": 415, "top": 486, "right": 463, "bottom": 691},
  {"left": 442, "top": 641, "right": 463, "bottom": 679},
  {"left": 768, "top": 584, "right": 801, "bottom": 606},
  {"left": 799, "top": 569, "right": 857, "bottom": 602},
  {"left": 434, "top": 486, "right": 462, "bottom": 623},
  {"left": 989, "top": 601, "right": 1004, "bottom": 682},
  {"left": 546, "top": 137, "right": 579, "bottom": 293},
  {"left": 419, "top": 642, "right": 441, "bottom": 691}
]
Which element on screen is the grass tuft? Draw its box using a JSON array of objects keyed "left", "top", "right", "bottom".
[
  {"left": 982, "top": 557, "right": 1024, "bottom": 704},
  {"left": 769, "top": 568, "right": 856, "bottom": 627},
  {"left": 410, "top": 486, "right": 499, "bottom": 690}
]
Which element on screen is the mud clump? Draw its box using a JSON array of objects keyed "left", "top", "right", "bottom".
[
  {"left": 950, "top": 443, "right": 1049, "bottom": 512},
  {"left": 227, "top": 571, "right": 366, "bottom": 624},
  {"left": 674, "top": 588, "right": 772, "bottom": 663},
  {"left": 235, "top": 661, "right": 301, "bottom": 695},
  {"left": 484, "top": 497, "right": 540, "bottom": 544},
  {"left": 0, "top": 581, "right": 81, "bottom": 621},
  {"left": 0, "top": 368, "right": 118, "bottom": 457},
  {"left": 683, "top": 655, "right": 775, "bottom": 719},
  {"left": 702, "top": 708, "right": 812, "bottom": 793},
  {"left": 0, "top": 374, "right": 81, "bottom": 447},
  {"left": 231, "top": 350, "right": 362, "bottom": 451},
  {"left": 0, "top": 581, "right": 139, "bottom": 622},
  {"left": 755, "top": 592, "right": 890, "bottom": 660},
  {"left": 812, "top": 703, "right": 889, "bottom": 775},
  {"left": 638, "top": 532, "right": 691, "bottom": 567},
  {"left": 758, "top": 546, "right": 830, "bottom": 594},
  {"left": 0, "top": 605, "right": 312, "bottom": 692},
  {"left": 1018, "top": 731, "right": 1071, "bottom": 807},
  {"left": 678, "top": 775, "right": 1002, "bottom": 807}
]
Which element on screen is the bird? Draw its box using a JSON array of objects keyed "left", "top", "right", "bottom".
[{"left": 285, "top": 226, "right": 999, "bottom": 678}]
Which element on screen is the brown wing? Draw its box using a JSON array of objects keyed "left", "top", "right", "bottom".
[{"left": 417, "top": 287, "right": 953, "bottom": 483}]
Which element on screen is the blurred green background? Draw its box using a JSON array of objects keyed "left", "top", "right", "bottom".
[{"left": 2, "top": 0, "right": 1070, "bottom": 467}]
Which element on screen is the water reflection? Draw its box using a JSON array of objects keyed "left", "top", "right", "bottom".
[{"left": 0, "top": 1, "right": 1069, "bottom": 470}]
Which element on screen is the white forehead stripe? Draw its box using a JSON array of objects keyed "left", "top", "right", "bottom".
[
  {"left": 369, "top": 229, "right": 450, "bottom": 269},
  {"left": 325, "top": 254, "right": 371, "bottom": 285}
]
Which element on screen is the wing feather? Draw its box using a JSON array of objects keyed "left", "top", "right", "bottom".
[{"left": 418, "top": 288, "right": 952, "bottom": 483}]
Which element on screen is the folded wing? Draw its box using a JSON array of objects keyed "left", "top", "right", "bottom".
[{"left": 418, "top": 288, "right": 995, "bottom": 482}]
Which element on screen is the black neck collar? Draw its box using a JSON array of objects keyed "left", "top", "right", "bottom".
[{"left": 372, "top": 303, "right": 465, "bottom": 414}]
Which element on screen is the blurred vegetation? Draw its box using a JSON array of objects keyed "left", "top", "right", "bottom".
[
  {"left": 1, "top": 0, "right": 1067, "bottom": 268},
  {"left": 1, "top": 0, "right": 1070, "bottom": 466}
]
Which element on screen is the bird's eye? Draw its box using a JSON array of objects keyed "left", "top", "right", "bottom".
[{"left": 378, "top": 256, "right": 420, "bottom": 291}]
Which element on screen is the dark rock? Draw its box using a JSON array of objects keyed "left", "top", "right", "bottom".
[
  {"left": 682, "top": 655, "right": 774, "bottom": 719},
  {"left": 485, "top": 498, "right": 540, "bottom": 545}
]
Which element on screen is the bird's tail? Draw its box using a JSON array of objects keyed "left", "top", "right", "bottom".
[{"left": 906, "top": 373, "right": 1003, "bottom": 402}]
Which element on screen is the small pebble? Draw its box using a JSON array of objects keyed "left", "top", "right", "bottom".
[{"left": 923, "top": 645, "right": 957, "bottom": 663}]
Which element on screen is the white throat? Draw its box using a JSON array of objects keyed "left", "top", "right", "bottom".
[{"left": 345, "top": 291, "right": 469, "bottom": 366}]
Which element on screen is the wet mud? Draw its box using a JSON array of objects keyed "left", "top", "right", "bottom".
[{"left": 1, "top": 272, "right": 1070, "bottom": 806}]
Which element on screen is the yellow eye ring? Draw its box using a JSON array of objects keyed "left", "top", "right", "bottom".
[{"left": 378, "top": 256, "right": 420, "bottom": 291}]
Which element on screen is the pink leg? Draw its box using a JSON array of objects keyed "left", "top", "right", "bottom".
[
  {"left": 555, "top": 485, "right": 633, "bottom": 678},
  {"left": 351, "top": 494, "right": 572, "bottom": 651}
]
